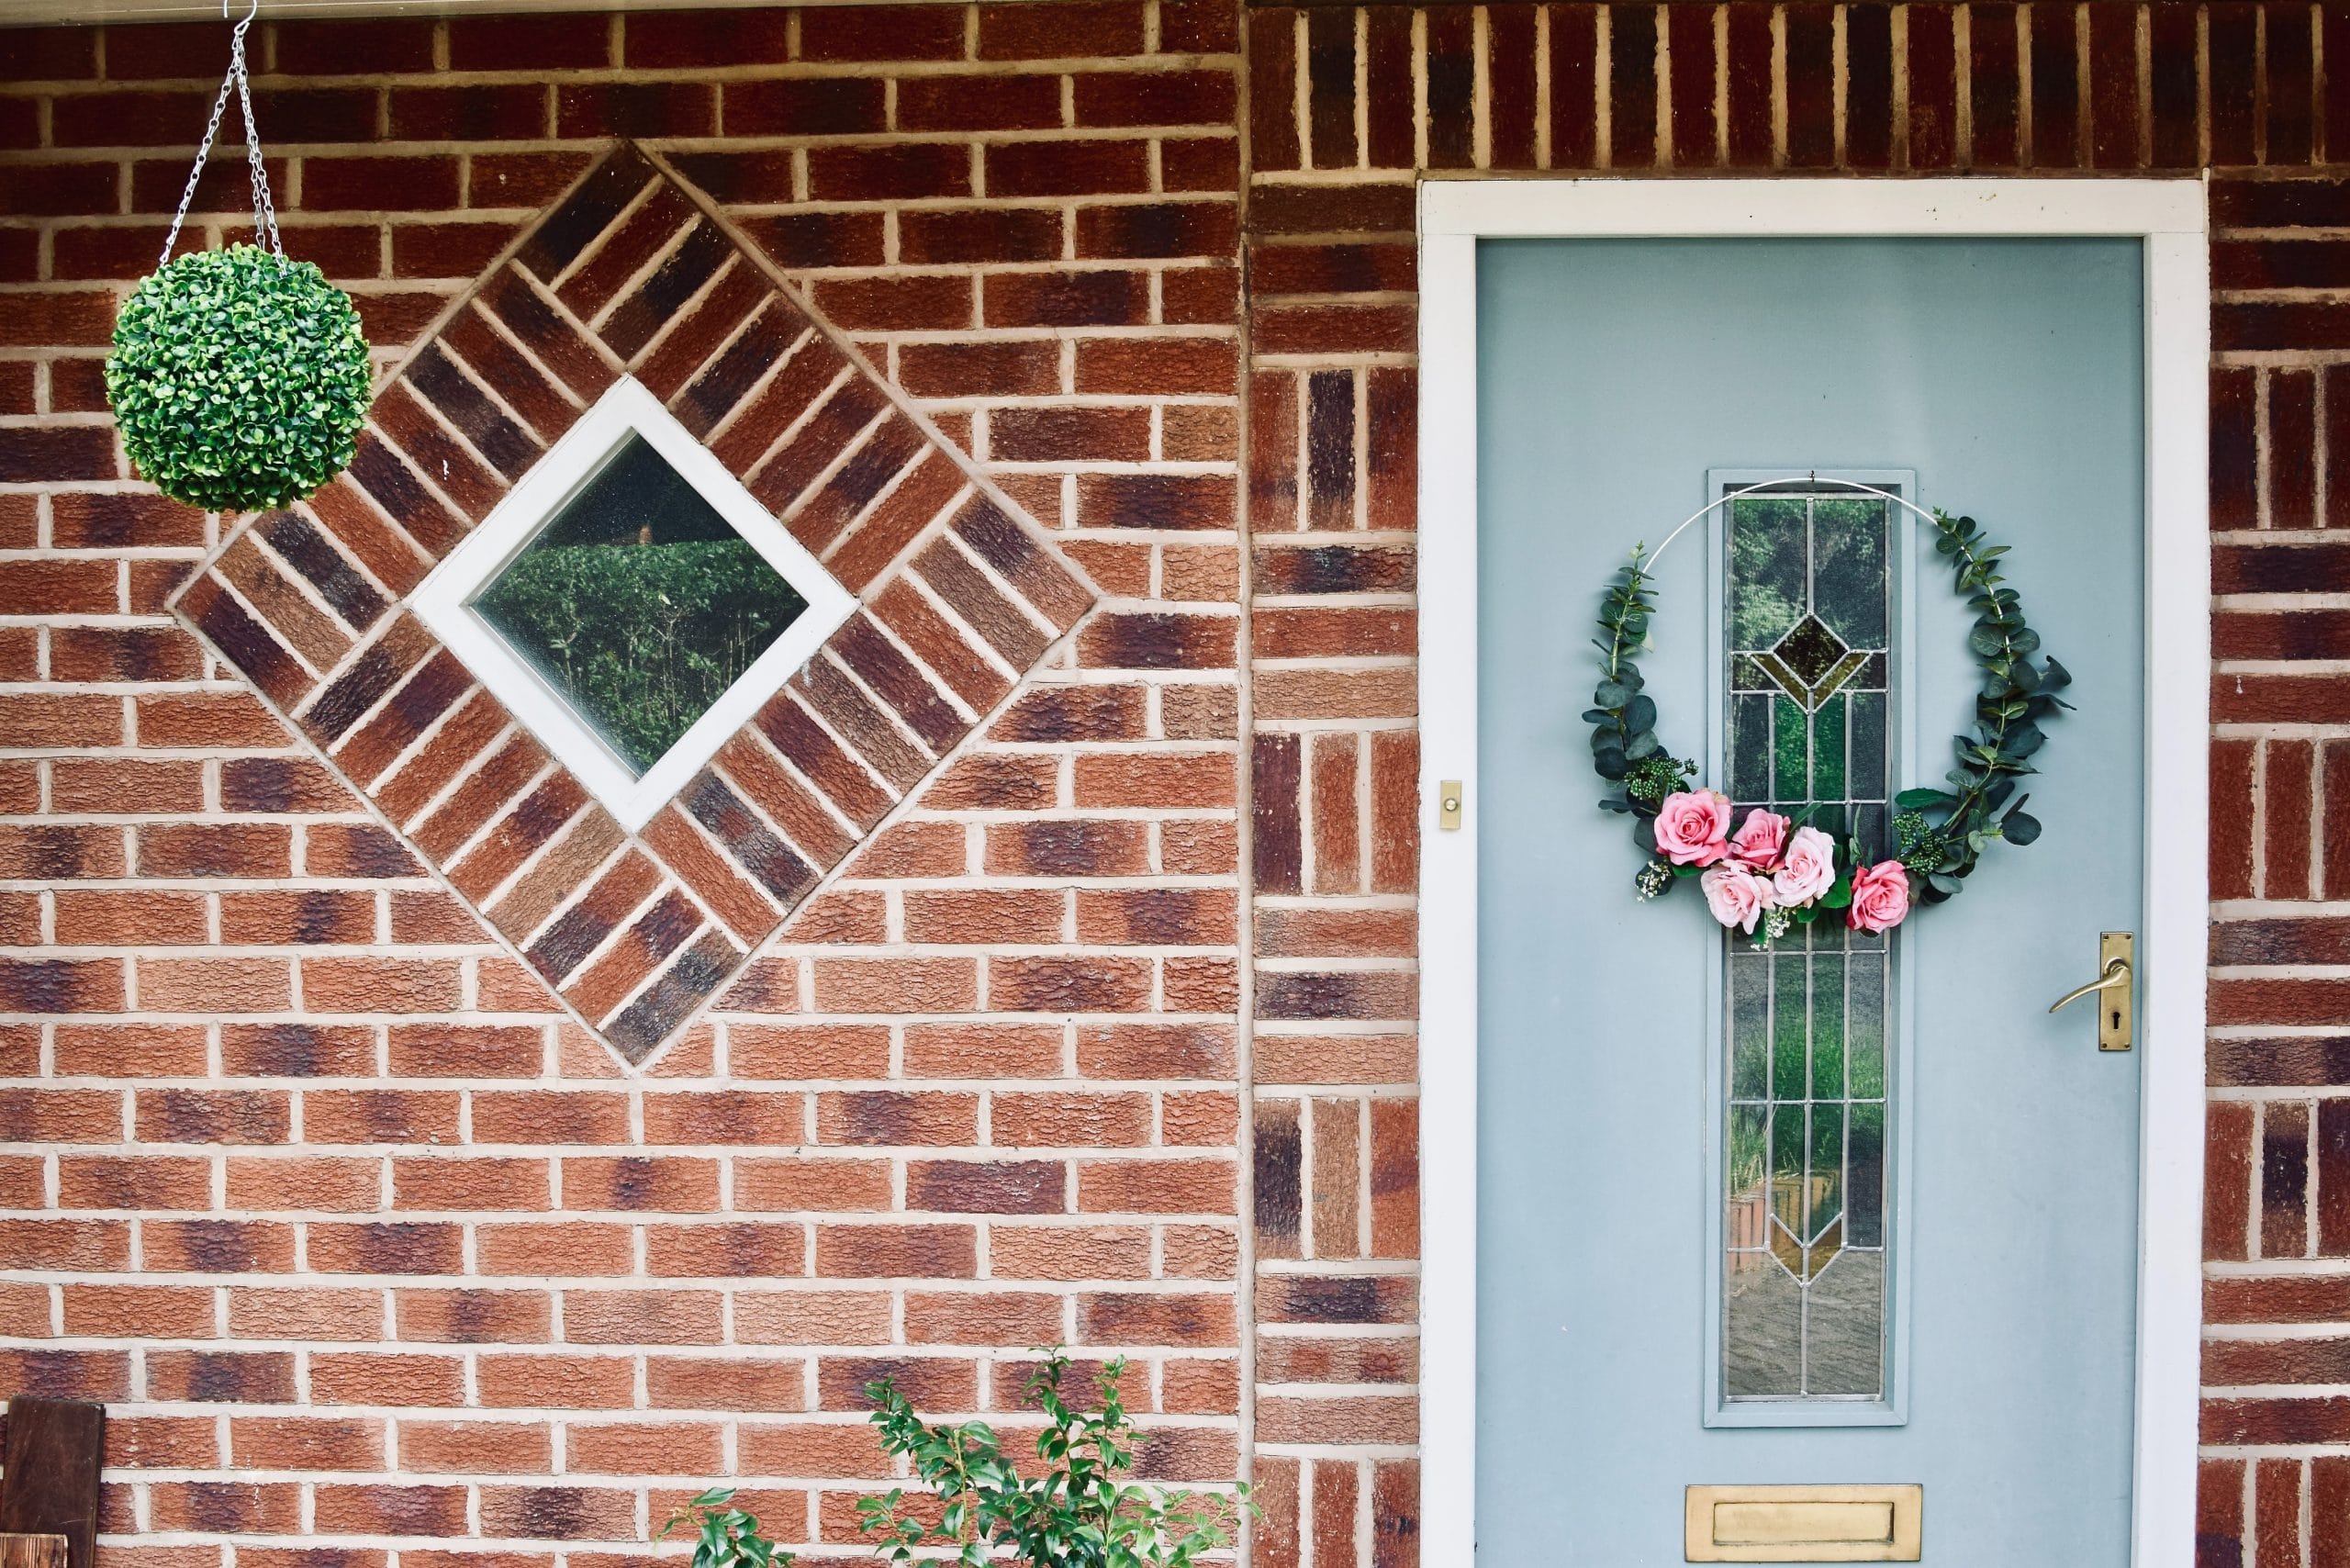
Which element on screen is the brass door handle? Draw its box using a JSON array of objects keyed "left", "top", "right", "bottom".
[
  {"left": 2047, "top": 932, "right": 2135, "bottom": 1051},
  {"left": 2047, "top": 956, "right": 2131, "bottom": 1014}
]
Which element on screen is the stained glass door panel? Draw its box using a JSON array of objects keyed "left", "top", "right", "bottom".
[{"left": 1716, "top": 478, "right": 1901, "bottom": 1418}]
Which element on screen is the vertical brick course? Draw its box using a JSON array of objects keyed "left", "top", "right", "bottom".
[{"left": 2210, "top": 129, "right": 2350, "bottom": 1562}]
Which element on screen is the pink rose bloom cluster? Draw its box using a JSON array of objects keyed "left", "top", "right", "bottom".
[{"left": 1652, "top": 791, "right": 1910, "bottom": 935}]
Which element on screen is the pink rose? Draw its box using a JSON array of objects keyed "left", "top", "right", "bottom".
[
  {"left": 1848, "top": 860, "right": 1912, "bottom": 933},
  {"left": 1653, "top": 789, "right": 1732, "bottom": 867},
  {"left": 1701, "top": 864, "right": 1775, "bottom": 934},
  {"left": 1771, "top": 825, "right": 1838, "bottom": 907},
  {"left": 1729, "top": 808, "right": 1790, "bottom": 870}
]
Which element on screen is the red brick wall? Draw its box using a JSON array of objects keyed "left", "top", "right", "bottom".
[
  {"left": 0, "top": 6, "right": 1251, "bottom": 1566},
  {"left": 1236, "top": 7, "right": 2349, "bottom": 1568},
  {"left": 2, "top": 5, "right": 2347, "bottom": 1568}
]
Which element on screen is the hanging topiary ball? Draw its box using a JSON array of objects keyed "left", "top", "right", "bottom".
[{"left": 106, "top": 242, "right": 373, "bottom": 514}]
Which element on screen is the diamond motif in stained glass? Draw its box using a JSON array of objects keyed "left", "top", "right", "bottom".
[
  {"left": 1774, "top": 613, "right": 1848, "bottom": 684},
  {"left": 1752, "top": 616, "right": 1874, "bottom": 711}
]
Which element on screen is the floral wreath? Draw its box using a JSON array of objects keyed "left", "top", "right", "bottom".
[{"left": 1589, "top": 481, "right": 2074, "bottom": 946}]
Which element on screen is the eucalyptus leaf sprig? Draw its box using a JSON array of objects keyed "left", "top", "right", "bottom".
[
  {"left": 856, "top": 1350, "right": 1253, "bottom": 1568},
  {"left": 1886, "top": 509, "right": 2073, "bottom": 903},
  {"left": 1589, "top": 543, "right": 1698, "bottom": 834},
  {"left": 661, "top": 1487, "right": 790, "bottom": 1568}
]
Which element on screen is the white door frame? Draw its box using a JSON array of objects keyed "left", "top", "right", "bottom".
[{"left": 1416, "top": 177, "right": 2210, "bottom": 1566}]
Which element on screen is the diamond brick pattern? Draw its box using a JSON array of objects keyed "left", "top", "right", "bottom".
[{"left": 171, "top": 141, "right": 1096, "bottom": 1066}]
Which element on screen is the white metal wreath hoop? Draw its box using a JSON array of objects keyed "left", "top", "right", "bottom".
[{"left": 1641, "top": 472, "right": 1942, "bottom": 568}]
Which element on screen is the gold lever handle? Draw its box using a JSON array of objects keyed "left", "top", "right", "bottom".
[
  {"left": 2048, "top": 956, "right": 2131, "bottom": 1014},
  {"left": 2052, "top": 933, "right": 2135, "bottom": 1051}
]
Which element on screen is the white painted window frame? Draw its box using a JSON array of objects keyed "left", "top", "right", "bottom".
[
  {"left": 1416, "top": 177, "right": 2210, "bottom": 1568},
  {"left": 410, "top": 373, "right": 856, "bottom": 834}
]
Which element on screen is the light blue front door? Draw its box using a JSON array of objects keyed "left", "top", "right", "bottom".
[{"left": 1474, "top": 239, "right": 2144, "bottom": 1562}]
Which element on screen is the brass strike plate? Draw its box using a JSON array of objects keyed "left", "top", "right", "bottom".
[
  {"left": 1438, "top": 779, "right": 1462, "bottom": 832},
  {"left": 1684, "top": 1484, "right": 1922, "bottom": 1562},
  {"left": 2098, "top": 930, "right": 2134, "bottom": 1053}
]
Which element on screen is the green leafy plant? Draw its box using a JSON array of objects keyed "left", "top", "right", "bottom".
[
  {"left": 106, "top": 243, "right": 373, "bottom": 513},
  {"left": 1885, "top": 508, "right": 2073, "bottom": 903},
  {"left": 857, "top": 1351, "right": 1253, "bottom": 1568},
  {"left": 475, "top": 536, "right": 806, "bottom": 774},
  {"left": 661, "top": 1487, "right": 791, "bottom": 1568}
]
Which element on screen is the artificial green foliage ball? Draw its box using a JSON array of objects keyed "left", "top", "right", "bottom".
[{"left": 106, "top": 243, "right": 374, "bottom": 513}]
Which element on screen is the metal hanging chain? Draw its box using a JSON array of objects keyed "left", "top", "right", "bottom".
[{"left": 158, "top": 0, "right": 282, "bottom": 272}]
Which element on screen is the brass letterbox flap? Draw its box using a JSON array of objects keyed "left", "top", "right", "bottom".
[{"left": 1684, "top": 1484, "right": 1922, "bottom": 1562}]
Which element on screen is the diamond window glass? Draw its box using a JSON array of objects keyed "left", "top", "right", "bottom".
[
  {"left": 473, "top": 435, "right": 809, "bottom": 777},
  {"left": 412, "top": 375, "right": 856, "bottom": 831},
  {"left": 1718, "top": 479, "right": 1899, "bottom": 1417}
]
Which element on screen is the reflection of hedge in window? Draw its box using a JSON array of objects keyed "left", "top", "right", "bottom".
[{"left": 474, "top": 437, "right": 808, "bottom": 776}]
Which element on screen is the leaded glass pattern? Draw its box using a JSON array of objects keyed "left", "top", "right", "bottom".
[
  {"left": 1720, "top": 483, "right": 1896, "bottom": 1407},
  {"left": 1727, "top": 491, "right": 1892, "bottom": 857}
]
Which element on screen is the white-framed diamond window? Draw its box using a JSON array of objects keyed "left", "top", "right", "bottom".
[{"left": 412, "top": 375, "right": 856, "bottom": 832}]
